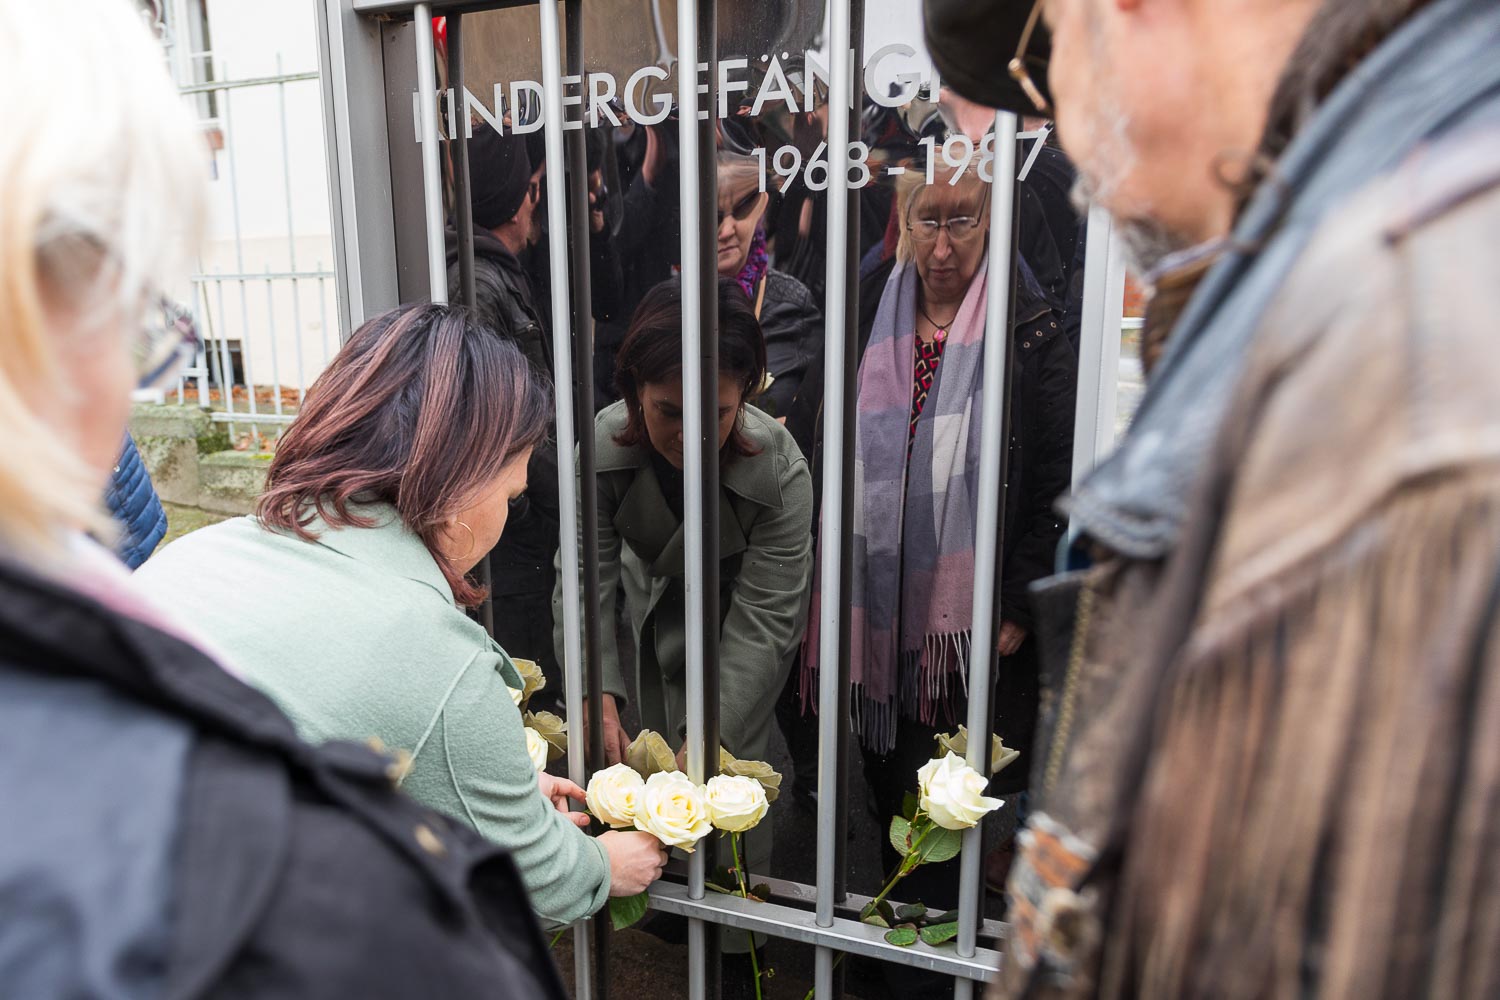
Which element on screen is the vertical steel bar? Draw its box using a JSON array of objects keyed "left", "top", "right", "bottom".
[
  {"left": 446, "top": 13, "right": 494, "bottom": 637},
  {"left": 275, "top": 53, "right": 308, "bottom": 402},
  {"left": 815, "top": 0, "right": 855, "bottom": 994},
  {"left": 561, "top": 3, "right": 609, "bottom": 993},
  {"left": 677, "top": 0, "right": 719, "bottom": 992},
  {"left": 413, "top": 5, "right": 448, "bottom": 305},
  {"left": 317, "top": 264, "right": 332, "bottom": 355},
  {"left": 1070, "top": 207, "right": 1128, "bottom": 488},
  {"left": 221, "top": 77, "right": 261, "bottom": 436},
  {"left": 212, "top": 277, "right": 238, "bottom": 440},
  {"left": 538, "top": 1, "right": 593, "bottom": 996},
  {"left": 263, "top": 272, "right": 285, "bottom": 417},
  {"left": 829, "top": 6, "right": 866, "bottom": 995},
  {"left": 952, "top": 112, "right": 1020, "bottom": 1000},
  {"left": 697, "top": 0, "right": 721, "bottom": 985},
  {"left": 192, "top": 277, "right": 213, "bottom": 409}
]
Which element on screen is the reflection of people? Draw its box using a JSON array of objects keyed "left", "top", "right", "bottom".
[
  {"left": 557, "top": 276, "right": 813, "bottom": 776},
  {"left": 716, "top": 153, "right": 822, "bottom": 420},
  {"left": 0, "top": 3, "right": 566, "bottom": 994},
  {"left": 938, "top": 1, "right": 1500, "bottom": 998},
  {"left": 802, "top": 162, "right": 1074, "bottom": 950},
  {"left": 444, "top": 127, "right": 568, "bottom": 712},
  {"left": 134, "top": 306, "right": 667, "bottom": 927}
]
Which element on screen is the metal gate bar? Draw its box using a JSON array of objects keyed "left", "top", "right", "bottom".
[
  {"left": 676, "top": 0, "right": 723, "bottom": 994},
  {"left": 319, "top": 2, "right": 1136, "bottom": 996},
  {"left": 533, "top": 0, "right": 600, "bottom": 994},
  {"left": 952, "top": 110, "right": 1021, "bottom": 1000},
  {"left": 814, "top": 0, "right": 856, "bottom": 993}
]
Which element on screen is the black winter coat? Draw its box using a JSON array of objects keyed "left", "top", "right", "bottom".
[
  {"left": 751, "top": 268, "right": 822, "bottom": 419},
  {"left": 446, "top": 226, "right": 560, "bottom": 596},
  {"left": 0, "top": 558, "right": 565, "bottom": 1000}
]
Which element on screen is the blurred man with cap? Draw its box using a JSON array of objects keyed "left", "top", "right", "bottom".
[
  {"left": 445, "top": 126, "right": 564, "bottom": 710},
  {"left": 924, "top": 0, "right": 1500, "bottom": 997}
]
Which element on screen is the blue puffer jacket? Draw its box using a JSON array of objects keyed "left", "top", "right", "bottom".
[{"left": 105, "top": 435, "right": 167, "bottom": 569}]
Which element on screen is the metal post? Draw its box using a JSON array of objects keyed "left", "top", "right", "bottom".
[
  {"left": 538, "top": 0, "right": 594, "bottom": 995},
  {"left": 1070, "top": 206, "right": 1128, "bottom": 486},
  {"left": 679, "top": 0, "right": 720, "bottom": 993},
  {"left": 952, "top": 110, "right": 1020, "bottom": 1000},
  {"left": 561, "top": 0, "right": 609, "bottom": 992},
  {"left": 413, "top": 4, "right": 447, "bottom": 305},
  {"left": 445, "top": 12, "right": 494, "bottom": 636},
  {"left": 815, "top": 0, "right": 855, "bottom": 995},
  {"left": 274, "top": 53, "right": 309, "bottom": 402}
]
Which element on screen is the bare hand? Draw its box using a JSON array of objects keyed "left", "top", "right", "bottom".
[
  {"left": 582, "top": 694, "right": 632, "bottom": 765},
  {"left": 997, "top": 621, "right": 1028, "bottom": 657},
  {"left": 537, "top": 771, "right": 590, "bottom": 829},
  {"left": 599, "top": 830, "right": 669, "bottom": 896}
]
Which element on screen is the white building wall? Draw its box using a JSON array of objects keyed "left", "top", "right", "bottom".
[{"left": 187, "top": 0, "right": 337, "bottom": 396}]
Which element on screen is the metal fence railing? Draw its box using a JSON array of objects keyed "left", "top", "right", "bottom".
[
  {"left": 154, "top": 1, "right": 340, "bottom": 444},
  {"left": 320, "top": 1, "right": 1131, "bottom": 997}
]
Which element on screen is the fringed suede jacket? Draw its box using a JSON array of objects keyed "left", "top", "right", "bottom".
[{"left": 1000, "top": 1, "right": 1500, "bottom": 997}]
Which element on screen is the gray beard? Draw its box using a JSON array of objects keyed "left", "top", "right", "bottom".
[{"left": 1070, "top": 171, "right": 1189, "bottom": 276}]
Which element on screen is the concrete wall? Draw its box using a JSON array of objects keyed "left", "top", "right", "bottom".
[{"left": 130, "top": 403, "right": 270, "bottom": 516}]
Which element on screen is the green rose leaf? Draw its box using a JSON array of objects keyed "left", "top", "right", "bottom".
[
  {"left": 894, "top": 902, "right": 927, "bottom": 923},
  {"left": 709, "top": 865, "right": 737, "bottom": 893},
  {"left": 608, "top": 891, "right": 650, "bottom": 931},
  {"left": 884, "top": 926, "right": 919, "bottom": 948},
  {"left": 913, "top": 826, "right": 963, "bottom": 865},
  {"left": 919, "top": 921, "right": 960, "bottom": 946},
  {"left": 900, "top": 791, "right": 919, "bottom": 821},
  {"left": 511, "top": 657, "right": 546, "bottom": 708},
  {"left": 888, "top": 815, "right": 912, "bottom": 856},
  {"left": 932, "top": 909, "right": 961, "bottom": 924},
  {"left": 861, "top": 912, "right": 890, "bottom": 928},
  {"left": 876, "top": 900, "right": 896, "bottom": 926},
  {"left": 624, "top": 730, "right": 679, "bottom": 778},
  {"left": 523, "top": 710, "right": 569, "bottom": 762},
  {"left": 718, "top": 747, "right": 783, "bottom": 803},
  {"left": 749, "top": 883, "right": 771, "bottom": 903}
]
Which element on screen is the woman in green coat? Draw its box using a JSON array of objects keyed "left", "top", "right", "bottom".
[
  {"left": 132, "top": 304, "right": 667, "bottom": 927},
  {"left": 557, "top": 276, "right": 814, "bottom": 778}
]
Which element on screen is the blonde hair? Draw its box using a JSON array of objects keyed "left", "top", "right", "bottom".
[
  {"left": 0, "top": 0, "right": 207, "bottom": 561},
  {"left": 893, "top": 155, "right": 991, "bottom": 265}
]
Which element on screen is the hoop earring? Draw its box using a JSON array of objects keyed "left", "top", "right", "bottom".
[{"left": 455, "top": 520, "right": 476, "bottom": 560}]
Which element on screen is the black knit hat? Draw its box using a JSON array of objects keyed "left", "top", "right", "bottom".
[
  {"left": 468, "top": 126, "right": 533, "bottom": 230},
  {"left": 924, "top": 0, "right": 1052, "bottom": 114}
]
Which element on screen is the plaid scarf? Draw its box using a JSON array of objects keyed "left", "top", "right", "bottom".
[{"left": 803, "top": 259, "right": 990, "bottom": 752}]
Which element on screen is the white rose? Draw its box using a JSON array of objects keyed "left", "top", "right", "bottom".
[
  {"left": 635, "top": 771, "right": 714, "bottom": 850},
  {"left": 524, "top": 727, "right": 549, "bottom": 772},
  {"left": 704, "top": 774, "right": 769, "bottom": 833},
  {"left": 507, "top": 685, "right": 524, "bottom": 707},
  {"left": 917, "top": 753, "right": 1004, "bottom": 831},
  {"left": 586, "top": 762, "right": 644, "bottom": 829}
]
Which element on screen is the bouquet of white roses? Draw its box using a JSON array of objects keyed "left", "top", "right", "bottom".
[{"left": 584, "top": 731, "right": 780, "bottom": 998}]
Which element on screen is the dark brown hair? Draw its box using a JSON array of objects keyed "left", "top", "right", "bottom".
[
  {"left": 257, "top": 303, "right": 550, "bottom": 606},
  {"left": 613, "top": 276, "right": 767, "bottom": 459}
]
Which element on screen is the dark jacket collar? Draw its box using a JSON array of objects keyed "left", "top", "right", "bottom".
[
  {"left": 0, "top": 555, "right": 308, "bottom": 757},
  {"left": 596, "top": 403, "right": 788, "bottom": 578}
]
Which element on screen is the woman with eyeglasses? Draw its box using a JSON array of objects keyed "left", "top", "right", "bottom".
[
  {"left": 716, "top": 152, "right": 822, "bottom": 423},
  {"left": 131, "top": 304, "right": 669, "bottom": 928},
  {"left": 801, "top": 158, "right": 1077, "bottom": 960}
]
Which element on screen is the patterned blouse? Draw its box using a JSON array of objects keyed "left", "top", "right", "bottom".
[{"left": 908, "top": 334, "right": 948, "bottom": 456}]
